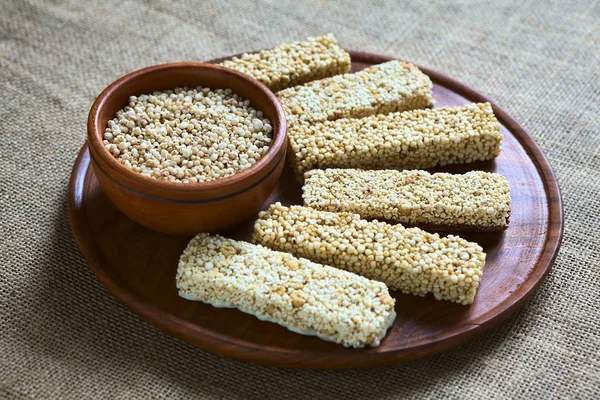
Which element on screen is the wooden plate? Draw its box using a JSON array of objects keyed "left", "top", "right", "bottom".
[{"left": 68, "top": 51, "right": 563, "bottom": 369}]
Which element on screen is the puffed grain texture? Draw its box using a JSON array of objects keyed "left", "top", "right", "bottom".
[
  {"left": 103, "top": 87, "right": 273, "bottom": 183},
  {"left": 221, "top": 34, "right": 351, "bottom": 92},
  {"left": 303, "top": 169, "right": 510, "bottom": 231},
  {"left": 254, "top": 204, "right": 486, "bottom": 305},
  {"left": 288, "top": 102, "right": 502, "bottom": 181},
  {"left": 277, "top": 60, "right": 434, "bottom": 125},
  {"left": 176, "top": 233, "right": 396, "bottom": 348}
]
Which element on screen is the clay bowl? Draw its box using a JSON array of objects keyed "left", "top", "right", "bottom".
[{"left": 86, "top": 62, "right": 287, "bottom": 235}]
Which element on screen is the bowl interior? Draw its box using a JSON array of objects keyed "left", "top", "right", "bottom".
[
  {"left": 94, "top": 64, "right": 283, "bottom": 143},
  {"left": 88, "top": 63, "right": 286, "bottom": 197}
]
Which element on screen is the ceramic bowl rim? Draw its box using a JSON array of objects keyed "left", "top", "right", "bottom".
[{"left": 86, "top": 62, "right": 287, "bottom": 196}]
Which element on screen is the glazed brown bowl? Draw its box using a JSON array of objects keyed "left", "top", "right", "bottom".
[{"left": 87, "top": 62, "right": 287, "bottom": 235}]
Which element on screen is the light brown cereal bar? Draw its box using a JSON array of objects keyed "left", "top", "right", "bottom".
[
  {"left": 220, "top": 34, "right": 351, "bottom": 92},
  {"left": 303, "top": 169, "right": 510, "bottom": 231},
  {"left": 277, "top": 60, "right": 434, "bottom": 125},
  {"left": 176, "top": 233, "right": 396, "bottom": 348},
  {"left": 254, "top": 204, "right": 486, "bottom": 305},
  {"left": 287, "top": 102, "right": 502, "bottom": 182}
]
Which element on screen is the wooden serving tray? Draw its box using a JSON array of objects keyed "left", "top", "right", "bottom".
[{"left": 68, "top": 51, "right": 563, "bottom": 369}]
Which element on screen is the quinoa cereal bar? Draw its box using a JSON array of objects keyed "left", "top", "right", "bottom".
[
  {"left": 176, "top": 233, "right": 397, "bottom": 348},
  {"left": 220, "top": 34, "right": 351, "bottom": 92},
  {"left": 103, "top": 87, "right": 273, "bottom": 183},
  {"left": 254, "top": 204, "right": 486, "bottom": 305},
  {"left": 287, "top": 102, "right": 502, "bottom": 181},
  {"left": 277, "top": 60, "right": 434, "bottom": 125},
  {"left": 303, "top": 169, "right": 511, "bottom": 231}
]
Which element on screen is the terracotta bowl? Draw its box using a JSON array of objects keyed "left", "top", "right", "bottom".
[{"left": 87, "top": 62, "right": 287, "bottom": 235}]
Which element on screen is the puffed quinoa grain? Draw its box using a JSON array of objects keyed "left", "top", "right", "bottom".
[
  {"left": 176, "top": 233, "right": 396, "bottom": 348},
  {"left": 103, "top": 87, "right": 272, "bottom": 183},
  {"left": 221, "top": 34, "right": 351, "bottom": 92},
  {"left": 277, "top": 60, "right": 434, "bottom": 125},
  {"left": 303, "top": 169, "right": 511, "bottom": 231},
  {"left": 254, "top": 204, "right": 486, "bottom": 305},
  {"left": 287, "top": 102, "right": 502, "bottom": 181}
]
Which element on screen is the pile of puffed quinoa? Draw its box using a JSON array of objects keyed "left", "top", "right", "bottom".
[{"left": 103, "top": 87, "right": 273, "bottom": 183}]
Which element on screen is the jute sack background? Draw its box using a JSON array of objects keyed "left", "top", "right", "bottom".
[{"left": 1, "top": 0, "right": 598, "bottom": 398}]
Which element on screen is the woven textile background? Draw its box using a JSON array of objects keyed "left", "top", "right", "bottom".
[{"left": 1, "top": 0, "right": 599, "bottom": 398}]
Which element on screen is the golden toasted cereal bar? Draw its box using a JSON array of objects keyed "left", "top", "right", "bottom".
[
  {"left": 254, "top": 204, "right": 486, "bottom": 305},
  {"left": 220, "top": 34, "right": 351, "bottom": 92},
  {"left": 277, "top": 60, "right": 434, "bottom": 125},
  {"left": 303, "top": 169, "right": 510, "bottom": 231},
  {"left": 176, "top": 233, "right": 396, "bottom": 348},
  {"left": 288, "top": 102, "right": 502, "bottom": 182}
]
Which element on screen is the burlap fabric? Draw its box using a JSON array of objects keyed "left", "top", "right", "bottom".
[{"left": 1, "top": 0, "right": 599, "bottom": 398}]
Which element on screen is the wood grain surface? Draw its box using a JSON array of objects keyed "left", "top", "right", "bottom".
[{"left": 68, "top": 51, "right": 563, "bottom": 369}]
